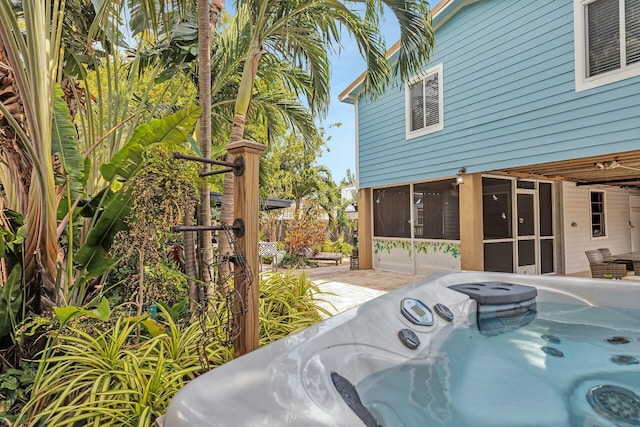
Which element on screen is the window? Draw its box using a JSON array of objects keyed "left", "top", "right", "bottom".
[
  {"left": 413, "top": 179, "right": 460, "bottom": 240},
  {"left": 575, "top": 0, "right": 640, "bottom": 91},
  {"left": 590, "top": 190, "right": 606, "bottom": 237},
  {"left": 373, "top": 186, "right": 411, "bottom": 238},
  {"left": 405, "top": 64, "right": 444, "bottom": 138}
]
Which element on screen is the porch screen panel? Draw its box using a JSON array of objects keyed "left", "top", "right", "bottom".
[
  {"left": 628, "top": 0, "right": 640, "bottom": 65},
  {"left": 587, "top": 0, "right": 621, "bottom": 77},
  {"left": 539, "top": 183, "right": 553, "bottom": 236},
  {"left": 373, "top": 186, "right": 411, "bottom": 238},
  {"left": 482, "top": 178, "right": 513, "bottom": 239},
  {"left": 540, "top": 239, "right": 554, "bottom": 274},
  {"left": 518, "top": 240, "right": 535, "bottom": 266},
  {"left": 484, "top": 242, "right": 513, "bottom": 273},
  {"left": 414, "top": 179, "right": 459, "bottom": 240}
]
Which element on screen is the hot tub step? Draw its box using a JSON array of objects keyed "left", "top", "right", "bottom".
[{"left": 331, "top": 372, "right": 380, "bottom": 427}]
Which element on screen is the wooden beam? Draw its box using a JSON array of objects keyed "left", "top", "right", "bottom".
[
  {"left": 459, "top": 173, "right": 484, "bottom": 271},
  {"left": 357, "top": 188, "right": 373, "bottom": 269},
  {"left": 227, "top": 139, "right": 266, "bottom": 357}
]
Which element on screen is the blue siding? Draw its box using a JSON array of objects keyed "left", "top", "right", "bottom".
[{"left": 356, "top": 0, "right": 640, "bottom": 188}]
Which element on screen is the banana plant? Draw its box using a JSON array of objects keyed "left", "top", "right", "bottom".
[{"left": 71, "top": 107, "right": 200, "bottom": 305}]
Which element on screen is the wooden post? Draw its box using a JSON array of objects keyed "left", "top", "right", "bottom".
[
  {"left": 227, "top": 139, "right": 266, "bottom": 357},
  {"left": 357, "top": 188, "right": 373, "bottom": 269},
  {"left": 460, "top": 173, "right": 484, "bottom": 271}
]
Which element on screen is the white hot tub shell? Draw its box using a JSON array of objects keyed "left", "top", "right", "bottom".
[{"left": 163, "top": 271, "right": 640, "bottom": 426}]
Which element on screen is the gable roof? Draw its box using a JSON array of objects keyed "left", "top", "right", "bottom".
[{"left": 338, "top": 0, "right": 460, "bottom": 103}]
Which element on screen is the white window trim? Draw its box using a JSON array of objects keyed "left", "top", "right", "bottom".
[
  {"left": 405, "top": 63, "right": 444, "bottom": 139},
  {"left": 574, "top": 0, "right": 640, "bottom": 92},
  {"left": 589, "top": 189, "right": 608, "bottom": 239}
]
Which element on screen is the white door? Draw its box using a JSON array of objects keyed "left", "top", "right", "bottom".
[{"left": 630, "top": 196, "right": 640, "bottom": 252}]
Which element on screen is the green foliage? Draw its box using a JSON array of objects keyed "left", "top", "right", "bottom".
[
  {"left": 74, "top": 108, "right": 199, "bottom": 289},
  {"left": 20, "top": 314, "right": 208, "bottom": 426},
  {"left": 20, "top": 271, "right": 327, "bottom": 426},
  {"left": 53, "top": 297, "right": 111, "bottom": 327},
  {"left": 110, "top": 145, "right": 198, "bottom": 312},
  {"left": 0, "top": 266, "right": 22, "bottom": 339},
  {"left": 319, "top": 238, "right": 354, "bottom": 256},
  {"left": 0, "top": 361, "right": 36, "bottom": 424},
  {"left": 279, "top": 254, "right": 316, "bottom": 269},
  {"left": 259, "top": 271, "right": 331, "bottom": 345},
  {"left": 51, "top": 85, "right": 85, "bottom": 197},
  {"left": 100, "top": 106, "right": 199, "bottom": 183},
  {"left": 113, "top": 263, "right": 189, "bottom": 310},
  {"left": 261, "top": 131, "right": 338, "bottom": 220}
]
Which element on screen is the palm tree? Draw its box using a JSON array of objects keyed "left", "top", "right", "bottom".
[
  {"left": 218, "top": 0, "right": 435, "bottom": 267},
  {"left": 0, "top": 0, "right": 202, "bottom": 314},
  {"left": 0, "top": 1, "right": 68, "bottom": 311}
]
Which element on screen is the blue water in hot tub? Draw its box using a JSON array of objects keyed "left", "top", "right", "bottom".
[{"left": 356, "top": 302, "right": 640, "bottom": 427}]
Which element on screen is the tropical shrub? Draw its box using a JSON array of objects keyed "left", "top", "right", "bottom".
[
  {"left": 318, "top": 238, "right": 354, "bottom": 256},
  {"left": 284, "top": 217, "right": 326, "bottom": 256},
  {"left": 0, "top": 361, "right": 36, "bottom": 424},
  {"left": 19, "top": 309, "right": 231, "bottom": 427},
  {"left": 19, "top": 271, "right": 328, "bottom": 426},
  {"left": 279, "top": 254, "right": 316, "bottom": 269},
  {"left": 110, "top": 146, "right": 198, "bottom": 315},
  {"left": 258, "top": 271, "right": 331, "bottom": 345}
]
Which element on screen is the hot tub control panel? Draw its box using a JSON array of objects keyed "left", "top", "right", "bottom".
[{"left": 401, "top": 298, "right": 433, "bottom": 326}]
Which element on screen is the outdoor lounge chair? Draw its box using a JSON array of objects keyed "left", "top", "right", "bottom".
[
  {"left": 585, "top": 250, "right": 627, "bottom": 279},
  {"left": 598, "top": 248, "right": 634, "bottom": 270}
]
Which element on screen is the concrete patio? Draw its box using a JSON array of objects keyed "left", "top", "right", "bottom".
[{"left": 263, "top": 264, "right": 421, "bottom": 316}]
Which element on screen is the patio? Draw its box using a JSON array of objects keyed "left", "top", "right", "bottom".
[{"left": 260, "top": 264, "right": 420, "bottom": 316}]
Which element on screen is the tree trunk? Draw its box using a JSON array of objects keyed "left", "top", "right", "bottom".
[
  {"left": 0, "top": 41, "right": 30, "bottom": 215},
  {"left": 1, "top": 4, "right": 62, "bottom": 313},
  {"left": 196, "top": 0, "right": 214, "bottom": 297},
  {"left": 218, "top": 44, "right": 262, "bottom": 277},
  {"left": 195, "top": 0, "right": 225, "bottom": 299}
]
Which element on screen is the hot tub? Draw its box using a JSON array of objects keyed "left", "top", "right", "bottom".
[{"left": 163, "top": 272, "right": 640, "bottom": 426}]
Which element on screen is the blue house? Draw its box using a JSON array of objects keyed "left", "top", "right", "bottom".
[{"left": 340, "top": 0, "right": 640, "bottom": 276}]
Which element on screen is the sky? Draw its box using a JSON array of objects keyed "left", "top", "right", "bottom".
[{"left": 319, "top": 20, "right": 401, "bottom": 184}]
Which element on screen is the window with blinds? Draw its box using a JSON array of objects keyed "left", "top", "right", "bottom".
[
  {"left": 584, "top": 0, "right": 640, "bottom": 78},
  {"left": 406, "top": 64, "right": 443, "bottom": 139}
]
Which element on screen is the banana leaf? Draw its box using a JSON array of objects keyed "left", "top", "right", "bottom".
[
  {"left": 0, "top": 265, "right": 22, "bottom": 339},
  {"left": 52, "top": 85, "right": 86, "bottom": 198},
  {"left": 75, "top": 108, "right": 199, "bottom": 281},
  {"left": 73, "top": 187, "right": 131, "bottom": 280},
  {"left": 101, "top": 106, "right": 199, "bottom": 182},
  {"left": 53, "top": 297, "right": 111, "bottom": 327}
]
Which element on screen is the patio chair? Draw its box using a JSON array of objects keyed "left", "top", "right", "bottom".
[
  {"left": 598, "top": 248, "right": 633, "bottom": 271},
  {"left": 633, "top": 261, "right": 640, "bottom": 276},
  {"left": 259, "top": 242, "right": 279, "bottom": 272},
  {"left": 586, "top": 250, "right": 626, "bottom": 279}
]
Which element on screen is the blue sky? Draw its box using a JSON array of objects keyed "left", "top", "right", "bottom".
[{"left": 321, "top": 21, "right": 401, "bottom": 184}]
